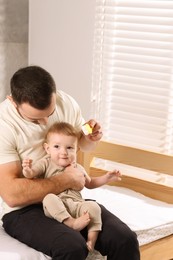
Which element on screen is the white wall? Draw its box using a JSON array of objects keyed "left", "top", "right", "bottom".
[{"left": 29, "top": 0, "right": 96, "bottom": 119}]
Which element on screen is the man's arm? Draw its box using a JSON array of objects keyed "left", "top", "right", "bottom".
[{"left": 0, "top": 162, "right": 86, "bottom": 207}]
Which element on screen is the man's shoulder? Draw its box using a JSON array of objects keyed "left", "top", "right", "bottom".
[
  {"left": 56, "top": 90, "right": 78, "bottom": 106},
  {"left": 0, "top": 100, "right": 15, "bottom": 132},
  {"left": 0, "top": 99, "right": 16, "bottom": 122},
  {"left": 0, "top": 99, "right": 10, "bottom": 114}
]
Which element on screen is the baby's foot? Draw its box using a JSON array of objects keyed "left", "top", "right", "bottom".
[
  {"left": 86, "top": 240, "right": 94, "bottom": 251},
  {"left": 64, "top": 212, "right": 90, "bottom": 231},
  {"left": 86, "top": 230, "right": 98, "bottom": 251}
]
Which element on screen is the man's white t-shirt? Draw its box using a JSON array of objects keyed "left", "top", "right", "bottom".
[{"left": 0, "top": 90, "right": 85, "bottom": 216}]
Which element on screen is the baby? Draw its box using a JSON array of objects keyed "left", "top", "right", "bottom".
[{"left": 22, "top": 122, "right": 121, "bottom": 251}]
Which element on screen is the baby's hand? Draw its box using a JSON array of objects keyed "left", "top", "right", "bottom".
[
  {"left": 22, "top": 158, "right": 32, "bottom": 168},
  {"left": 106, "top": 169, "right": 122, "bottom": 182},
  {"left": 22, "top": 158, "right": 33, "bottom": 178}
]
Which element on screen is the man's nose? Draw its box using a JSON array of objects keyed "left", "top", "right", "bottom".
[{"left": 38, "top": 117, "right": 49, "bottom": 125}]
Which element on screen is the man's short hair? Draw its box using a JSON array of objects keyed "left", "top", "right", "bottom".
[{"left": 10, "top": 66, "right": 56, "bottom": 109}]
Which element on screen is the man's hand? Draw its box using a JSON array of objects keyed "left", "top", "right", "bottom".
[
  {"left": 79, "top": 119, "right": 103, "bottom": 152},
  {"left": 50, "top": 164, "right": 86, "bottom": 192},
  {"left": 84, "top": 119, "right": 103, "bottom": 142},
  {"left": 64, "top": 164, "right": 86, "bottom": 190}
]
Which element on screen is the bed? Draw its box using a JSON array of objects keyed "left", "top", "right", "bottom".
[
  {"left": 1, "top": 140, "right": 173, "bottom": 259},
  {"left": 79, "top": 140, "right": 173, "bottom": 260}
]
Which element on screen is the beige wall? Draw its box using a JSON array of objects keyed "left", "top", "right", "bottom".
[{"left": 29, "top": 0, "right": 96, "bottom": 119}]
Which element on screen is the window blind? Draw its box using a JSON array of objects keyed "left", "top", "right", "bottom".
[{"left": 91, "top": 0, "right": 173, "bottom": 154}]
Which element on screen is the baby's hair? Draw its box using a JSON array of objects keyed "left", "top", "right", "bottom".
[{"left": 45, "top": 122, "right": 81, "bottom": 142}]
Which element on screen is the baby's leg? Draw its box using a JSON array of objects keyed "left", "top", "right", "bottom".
[
  {"left": 43, "top": 193, "right": 90, "bottom": 231},
  {"left": 77, "top": 200, "right": 102, "bottom": 251},
  {"left": 43, "top": 193, "right": 70, "bottom": 222},
  {"left": 86, "top": 230, "right": 99, "bottom": 251}
]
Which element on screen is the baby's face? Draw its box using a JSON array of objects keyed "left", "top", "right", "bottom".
[{"left": 45, "top": 133, "right": 78, "bottom": 167}]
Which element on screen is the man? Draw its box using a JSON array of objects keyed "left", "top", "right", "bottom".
[{"left": 0, "top": 66, "right": 140, "bottom": 259}]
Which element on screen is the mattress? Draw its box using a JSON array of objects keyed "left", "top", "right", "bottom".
[{"left": 1, "top": 185, "right": 173, "bottom": 259}]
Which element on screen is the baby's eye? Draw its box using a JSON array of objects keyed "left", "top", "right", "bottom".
[
  {"left": 54, "top": 145, "right": 59, "bottom": 148},
  {"left": 67, "top": 146, "right": 74, "bottom": 150}
]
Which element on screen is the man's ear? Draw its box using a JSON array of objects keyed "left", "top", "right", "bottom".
[
  {"left": 7, "top": 95, "right": 17, "bottom": 108},
  {"left": 43, "top": 142, "right": 50, "bottom": 154}
]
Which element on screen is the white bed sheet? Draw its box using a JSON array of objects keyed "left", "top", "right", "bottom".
[
  {"left": 1, "top": 185, "right": 173, "bottom": 259},
  {"left": 0, "top": 225, "right": 51, "bottom": 260},
  {"left": 81, "top": 185, "right": 173, "bottom": 246}
]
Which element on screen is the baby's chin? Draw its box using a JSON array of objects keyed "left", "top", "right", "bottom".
[
  {"left": 53, "top": 158, "right": 75, "bottom": 168},
  {"left": 52, "top": 160, "right": 69, "bottom": 168},
  {"left": 58, "top": 160, "right": 72, "bottom": 168},
  {"left": 60, "top": 163, "right": 70, "bottom": 167}
]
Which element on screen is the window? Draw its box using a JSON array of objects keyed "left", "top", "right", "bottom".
[{"left": 91, "top": 0, "right": 173, "bottom": 154}]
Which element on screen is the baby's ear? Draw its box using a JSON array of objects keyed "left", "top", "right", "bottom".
[{"left": 43, "top": 142, "right": 50, "bottom": 154}]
